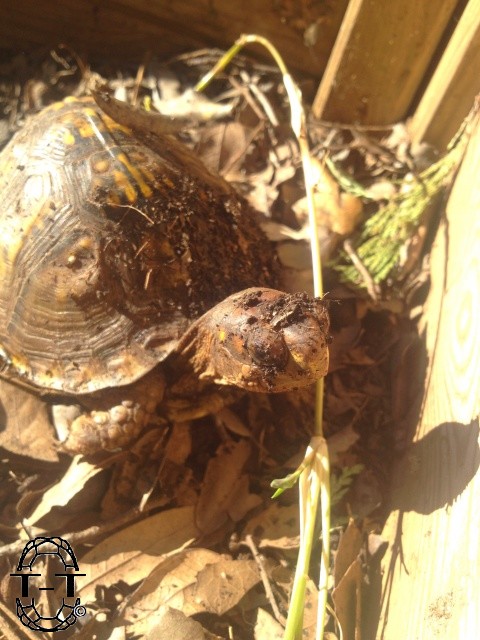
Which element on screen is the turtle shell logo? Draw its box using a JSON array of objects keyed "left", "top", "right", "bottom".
[{"left": 10, "top": 536, "right": 86, "bottom": 632}]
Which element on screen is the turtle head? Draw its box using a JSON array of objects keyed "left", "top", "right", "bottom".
[{"left": 204, "top": 288, "right": 330, "bottom": 392}]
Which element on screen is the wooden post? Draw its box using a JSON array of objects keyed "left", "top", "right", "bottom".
[
  {"left": 408, "top": 0, "right": 480, "bottom": 150},
  {"left": 378, "top": 114, "right": 480, "bottom": 638},
  {"left": 312, "top": 0, "right": 458, "bottom": 124}
]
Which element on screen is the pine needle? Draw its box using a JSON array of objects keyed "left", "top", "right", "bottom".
[{"left": 335, "top": 100, "right": 479, "bottom": 287}]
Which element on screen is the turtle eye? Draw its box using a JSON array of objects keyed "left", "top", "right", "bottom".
[{"left": 244, "top": 326, "right": 289, "bottom": 369}]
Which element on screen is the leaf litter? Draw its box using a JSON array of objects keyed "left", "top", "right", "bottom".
[{"left": 0, "top": 44, "right": 461, "bottom": 639}]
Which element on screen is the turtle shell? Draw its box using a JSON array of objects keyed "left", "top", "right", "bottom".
[{"left": 0, "top": 97, "right": 279, "bottom": 395}]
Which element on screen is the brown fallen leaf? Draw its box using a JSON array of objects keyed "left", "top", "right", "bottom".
[
  {"left": 242, "top": 503, "right": 300, "bottom": 551},
  {"left": 254, "top": 607, "right": 284, "bottom": 639},
  {"left": 196, "top": 121, "right": 252, "bottom": 175},
  {"left": 0, "top": 379, "right": 58, "bottom": 462},
  {"left": 334, "top": 519, "right": 363, "bottom": 587},
  {"left": 184, "top": 557, "right": 261, "bottom": 616},
  {"left": 123, "top": 549, "right": 222, "bottom": 637},
  {"left": 23, "top": 455, "right": 104, "bottom": 527},
  {"left": 332, "top": 558, "right": 363, "bottom": 640},
  {"left": 142, "top": 605, "right": 222, "bottom": 640},
  {"left": 195, "top": 439, "right": 254, "bottom": 535},
  {"left": 78, "top": 506, "right": 198, "bottom": 603},
  {"left": 292, "top": 157, "right": 363, "bottom": 235}
]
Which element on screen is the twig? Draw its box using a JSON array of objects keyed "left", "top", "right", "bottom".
[
  {"left": 343, "top": 238, "right": 380, "bottom": 300},
  {"left": 244, "top": 534, "right": 286, "bottom": 626}
]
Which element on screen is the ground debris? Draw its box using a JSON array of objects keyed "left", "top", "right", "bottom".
[{"left": 0, "top": 46, "right": 427, "bottom": 639}]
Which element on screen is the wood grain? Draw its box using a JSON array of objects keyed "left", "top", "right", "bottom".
[
  {"left": 0, "top": 0, "right": 349, "bottom": 80},
  {"left": 312, "top": 0, "right": 458, "bottom": 124},
  {"left": 409, "top": 0, "right": 480, "bottom": 150},
  {"left": 378, "top": 114, "right": 480, "bottom": 638}
]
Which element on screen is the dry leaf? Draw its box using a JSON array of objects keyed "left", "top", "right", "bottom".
[
  {"left": 124, "top": 550, "right": 222, "bottom": 637},
  {"left": 197, "top": 121, "right": 250, "bottom": 175},
  {"left": 292, "top": 157, "right": 363, "bottom": 236},
  {"left": 23, "top": 455, "right": 103, "bottom": 526},
  {"left": 196, "top": 439, "right": 252, "bottom": 534},
  {"left": 185, "top": 558, "right": 260, "bottom": 616},
  {"left": 228, "top": 474, "right": 263, "bottom": 522},
  {"left": 254, "top": 607, "right": 284, "bottom": 639},
  {"left": 332, "top": 559, "right": 363, "bottom": 640},
  {"left": 242, "top": 503, "right": 300, "bottom": 550},
  {"left": 215, "top": 407, "right": 252, "bottom": 438},
  {"left": 334, "top": 519, "right": 363, "bottom": 587},
  {"left": 130, "top": 552, "right": 260, "bottom": 619},
  {"left": 0, "top": 379, "right": 58, "bottom": 461},
  {"left": 164, "top": 421, "right": 192, "bottom": 465},
  {"left": 78, "top": 506, "right": 198, "bottom": 603},
  {"left": 153, "top": 88, "right": 234, "bottom": 121},
  {"left": 142, "top": 606, "right": 214, "bottom": 640}
]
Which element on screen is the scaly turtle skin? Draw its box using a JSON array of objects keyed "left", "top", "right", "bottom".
[{"left": 0, "top": 96, "right": 330, "bottom": 454}]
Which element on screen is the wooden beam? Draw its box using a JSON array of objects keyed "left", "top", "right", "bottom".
[
  {"left": 378, "top": 113, "right": 480, "bottom": 638},
  {"left": 312, "top": 0, "right": 458, "bottom": 124},
  {"left": 409, "top": 0, "right": 480, "bottom": 150},
  {"left": 0, "top": 0, "right": 349, "bottom": 80}
]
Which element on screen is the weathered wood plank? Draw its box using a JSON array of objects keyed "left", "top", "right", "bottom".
[
  {"left": 408, "top": 0, "right": 480, "bottom": 149},
  {"left": 0, "top": 0, "right": 348, "bottom": 79},
  {"left": 378, "top": 114, "right": 480, "bottom": 638},
  {"left": 312, "top": 0, "right": 458, "bottom": 124}
]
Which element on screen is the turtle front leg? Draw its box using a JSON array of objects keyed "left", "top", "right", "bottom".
[{"left": 55, "top": 371, "right": 166, "bottom": 455}]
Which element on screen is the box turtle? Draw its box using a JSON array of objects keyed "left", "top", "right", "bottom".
[{"left": 0, "top": 94, "right": 329, "bottom": 454}]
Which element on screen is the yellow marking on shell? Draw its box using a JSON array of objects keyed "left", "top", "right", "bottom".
[
  {"left": 77, "top": 236, "right": 93, "bottom": 250},
  {"left": 10, "top": 353, "right": 31, "bottom": 377},
  {"left": 163, "top": 176, "right": 175, "bottom": 190},
  {"left": 107, "top": 190, "right": 121, "bottom": 205},
  {"left": 63, "top": 130, "right": 76, "bottom": 146},
  {"left": 64, "top": 96, "right": 80, "bottom": 104},
  {"left": 113, "top": 170, "right": 136, "bottom": 203},
  {"left": 117, "top": 152, "right": 153, "bottom": 198},
  {"left": 139, "top": 165, "right": 156, "bottom": 183},
  {"left": 93, "top": 158, "right": 110, "bottom": 173},
  {"left": 218, "top": 329, "right": 227, "bottom": 343},
  {"left": 107, "top": 121, "right": 132, "bottom": 136},
  {"left": 77, "top": 118, "right": 103, "bottom": 138},
  {"left": 83, "top": 107, "right": 98, "bottom": 118}
]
